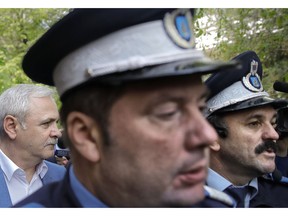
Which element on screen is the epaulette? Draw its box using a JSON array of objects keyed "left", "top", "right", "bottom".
[{"left": 204, "top": 185, "right": 236, "bottom": 207}]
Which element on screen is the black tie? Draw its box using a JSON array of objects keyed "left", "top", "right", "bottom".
[{"left": 224, "top": 186, "right": 250, "bottom": 207}]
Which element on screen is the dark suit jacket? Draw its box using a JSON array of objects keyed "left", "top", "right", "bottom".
[
  {"left": 0, "top": 160, "right": 66, "bottom": 207},
  {"left": 275, "top": 156, "right": 288, "bottom": 177},
  {"left": 14, "top": 166, "right": 234, "bottom": 208},
  {"left": 14, "top": 166, "right": 81, "bottom": 207},
  {"left": 250, "top": 177, "right": 288, "bottom": 207}
]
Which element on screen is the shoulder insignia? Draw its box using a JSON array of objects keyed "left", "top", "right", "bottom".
[{"left": 204, "top": 185, "right": 236, "bottom": 207}]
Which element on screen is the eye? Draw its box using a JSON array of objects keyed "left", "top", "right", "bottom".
[
  {"left": 152, "top": 102, "right": 180, "bottom": 121},
  {"left": 200, "top": 104, "right": 207, "bottom": 114},
  {"left": 156, "top": 111, "right": 179, "bottom": 120},
  {"left": 272, "top": 117, "right": 278, "bottom": 129},
  {"left": 198, "top": 96, "right": 208, "bottom": 114},
  {"left": 154, "top": 108, "right": 180, "bottom": 120},
  {"left": 42, "top": 121, "right": 52, "bottom": 128},
  {"left": 248, "top": 120, "right": 261, "bottom": 128}
]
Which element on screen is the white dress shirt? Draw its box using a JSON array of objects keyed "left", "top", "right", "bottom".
[{"left": 0, "top": 149, "right": 48, "bottom": 205}]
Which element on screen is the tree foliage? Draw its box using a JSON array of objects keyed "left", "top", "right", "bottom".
[
  {"left": 0, "top": 8, "right": 287, "bottom": 102},
  {"left": 195, "top": 8, "right": 288, "bottom": 99},
  {"left": 0, "top": 8, "right": 68, "bottom": 106}
]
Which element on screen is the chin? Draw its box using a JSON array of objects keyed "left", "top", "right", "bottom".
[
  {"left": 162, "top": 183, "right": 205, "bottom": 207},
  {"left": 45, "top": 151, "right": 55, "bottom": 159},
  {"left": 261, "top": 164, "right": 276, "bottom": 174}
]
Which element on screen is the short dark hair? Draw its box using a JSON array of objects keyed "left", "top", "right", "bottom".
[{"left": 207, "top": 113, "right": 229, "bottom": 139}]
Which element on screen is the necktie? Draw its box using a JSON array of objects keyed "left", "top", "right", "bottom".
[{"left": 224, "top": 185, "right": 250, "bottom": 207}]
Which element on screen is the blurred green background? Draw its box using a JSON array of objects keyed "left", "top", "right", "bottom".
[{"left": 0, "top": 8, "right": 287, "bottom": 108}]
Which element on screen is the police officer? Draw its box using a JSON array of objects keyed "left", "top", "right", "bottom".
[
  {"left": 205, "top": 50, "right": 288, "bottom": 207},
  {"left": 14, "top": 9, "right": 237, "bottom": 207},
  {"left": 274, "top": 105, "right": 288, "bottom": 182}
]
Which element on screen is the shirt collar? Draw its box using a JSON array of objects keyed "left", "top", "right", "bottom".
[
  {"left": 207, "top": 168, "right": 259, "bottom": 196},
  {"left": 0, "top": 149, "right": 48, "bottom": 181},
  {"left": 0, "top": 149, "right": 20, "bottom": 181},
  {"left": 36, "top": 160, "right": 48, "bottom": 179},
  {"left": 207, "top": 168, "right": 231, "bottom": 191},
  {"left": 248, "top": 177, "right": 258, "bottom": 199}
]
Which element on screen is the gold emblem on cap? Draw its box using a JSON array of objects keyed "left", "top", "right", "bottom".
[{"left": 164, "top": 9, "right": 195, "bottom": 49}]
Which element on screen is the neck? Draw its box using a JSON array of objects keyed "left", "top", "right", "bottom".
[{"left": 210, "top": 155, "right": 253, "bottom": 186}]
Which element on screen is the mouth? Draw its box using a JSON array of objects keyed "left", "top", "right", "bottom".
[
  {"left": 261, "top": 148, "right": 276, "bottom": 158},
  {"left": 255, "top": 141, "right": 277, "bottom": 155},
  {"left": 266, "top": 147, "right": 275, "bottom": 153},
  {"left": 44, "top": 143, "right": 56, "bottom": 148},
  {"left": 177, "top": 160, "right": 207, "bottom": 186}
]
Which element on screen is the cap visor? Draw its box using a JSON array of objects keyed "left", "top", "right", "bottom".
[
  {"left": 89, "top": 58, "right": 240, "bottom": 85},
  {"left": 218, "top": 96, "right": 288, "bottom": 113}
]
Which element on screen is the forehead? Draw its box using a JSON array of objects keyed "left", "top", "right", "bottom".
[
  {"left": 28, "top": 96, "right": 57, "bottom": 112},
  {"left": 123, "top": 74, "right": 204, "bottom": 92},
  {"left": 29, "top": 95, "right": 54, "bottom": 104},
  {"left": 223, "top": 105, "right": 277, "bottom": 121},
  {"left": 113, "top": 75, "right": 207, "bottom": 107}
]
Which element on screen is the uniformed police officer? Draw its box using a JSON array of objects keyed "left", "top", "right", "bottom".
[
  {"left": 14, "top": 9, "right": 237, "bottom": 207},
  {"left": 205, "top": 50, "right": 288, "bottom": 207},
  {"left": 274, "top": 104, "right": 288, "bottom": 182}
]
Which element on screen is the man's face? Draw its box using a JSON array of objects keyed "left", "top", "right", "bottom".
[
  {"left": 96, "top": 75, "right": 218, "bottom": 207},
  {"left": 16, "top": 96, "right": 61, "bottom": 163},
  {"left": 217, "top": 106, "right": 279, "bottom": 178}
]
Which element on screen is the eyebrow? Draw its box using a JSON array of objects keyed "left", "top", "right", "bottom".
[
  {"left": 147, "top": 87, "right": 210, "bottom": 109},
  {"left": 39, "top": 117, "right": 58, "bottom": 124},
  {"left": 245, "top": 111, "right": 277, "bottom": 121}
]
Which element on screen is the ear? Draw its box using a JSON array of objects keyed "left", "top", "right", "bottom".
[
  {"left": 209, "top": 140, "right": 221, "bottom": 152},
  {"left": 3, "top": 115, "right": 18, "bottom": 140},
  {"left": 67, "top": 111, "right": 102, "bottom": 163}
]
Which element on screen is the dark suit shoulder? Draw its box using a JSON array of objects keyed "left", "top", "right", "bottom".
[
  {"left": 258, "top": 176, "right": 288, "bottom": 188},
  {"left": 250, "top": 177, "right": 288, "bottom": 207},
  {"left": 45, "top": 160, "right": 66, "bottom": 171}
]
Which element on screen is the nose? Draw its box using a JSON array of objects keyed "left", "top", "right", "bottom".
[
  {"left": 262, "top": 123, "right": 279, "bottom": 141},
  {"left": 51, "top": 124, "right": 62, "bottom": 138},
  {"left": 185, "top": 110, "right": 218, "bottom": 149}
]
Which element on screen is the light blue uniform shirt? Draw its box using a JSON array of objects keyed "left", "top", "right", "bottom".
[
  {"left": 70, "top": 165, "right": 108, "bottom": 207},
  {"left": 206, "top": 168, "right": 258, "bottom": 208}
]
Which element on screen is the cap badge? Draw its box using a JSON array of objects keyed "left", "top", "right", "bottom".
[
  {"left": 164, "top": 9, "right": 195, "bottom": 49},
  {"left": 242, "top": 59, "right": 263, "bottom": 92}
]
